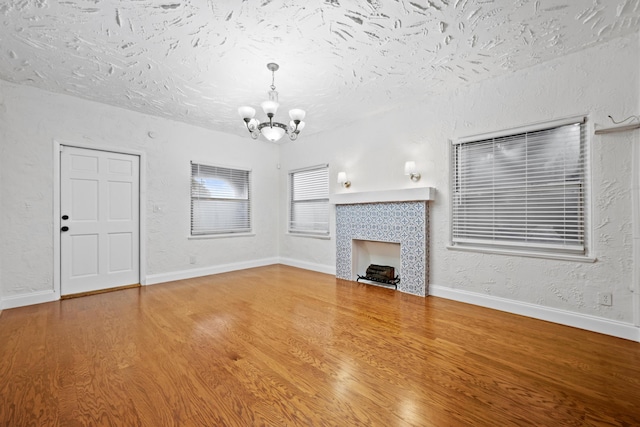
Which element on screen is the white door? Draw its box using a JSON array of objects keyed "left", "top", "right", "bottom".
[{"left": 60, "top": 146, "right": 140, "bottom": 295}]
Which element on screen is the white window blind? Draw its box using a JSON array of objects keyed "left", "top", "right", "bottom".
[
  {"left": 191, "top": 162, "right": 251, "bottom": 235},
  {"left": 289, "top": 166, "right": 329, "bottom": 235},
  {"left": 451, "top": 120, "right": 586, "bottom": 254}
]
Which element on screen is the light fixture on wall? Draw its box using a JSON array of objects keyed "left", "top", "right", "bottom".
[
  {"left": 404, "top": 161, "right": 421, "bottom": 182},
  {"left": 238, "top": 63, "right": 306, "bottom": 143},
  {"left": 337, "top": 171, "right": 351, "bottom": 188}
]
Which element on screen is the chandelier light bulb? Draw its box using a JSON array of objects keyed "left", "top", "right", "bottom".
[
  {"left": 261, "top": 100, "right": 279, "bottom": 116},
  {"left": 289, "top": 109, "right": 306, "bottom": 122},
  {"left": 238, "top": 106, "right": 256, "bottom": 120},
  {"left": 261, "top": 125, "right": 286, "bottom": 142}
]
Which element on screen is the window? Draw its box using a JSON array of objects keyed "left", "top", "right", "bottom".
[
  {"left": 190, "top": 162, "right": 251, "bottom": 235},
  {"left": 451, "top": 117, "right": 587, "bottom": 256},
  {"left": 289, "top": 165, "right": 329, "bottom": 236}
]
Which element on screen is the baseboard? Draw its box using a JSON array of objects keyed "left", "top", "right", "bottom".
[
  {"left": 145, "top": 257, "right": 280, "bottom": 285},
  {"left": 0, "top": 257, "right": 325, "bottom": 309},
  {"left": 1, "top": 289, "right": 59, "bottom": 310},
  {"left": 278, "top": 257, "right": 336, "bottom": 275},
  {"left": 429, "top": 285, "right": 640, "bottom": 342}
]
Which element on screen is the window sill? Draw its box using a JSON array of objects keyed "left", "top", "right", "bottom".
[
  {"left": 446, "top": 244, "right": 596, "bottom": 263},
  {"left": 287, "top": 232, "right": 332, "bottom": 240},
  {"left": 189, "top": 233, "right": 255, "bottom": 240}
]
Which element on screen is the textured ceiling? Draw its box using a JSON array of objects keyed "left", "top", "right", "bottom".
[{"left": 1, "top": 0, "right": 639, "bottom": 139}]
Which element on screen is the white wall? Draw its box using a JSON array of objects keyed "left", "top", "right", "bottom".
[
  {"left": 0, "top": 84, "right": 4, "bottom": 306},
  {"left": 0, "top": 81, "right": 279, "bottom": 303},
  {"left": 279, "top": 33, "right": 640, "bottom": 329},
  {"left": 1, "top": 32, "right": 638, "bottom": 340}
]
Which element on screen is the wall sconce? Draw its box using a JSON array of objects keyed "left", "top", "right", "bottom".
[
  {"left": 404, "top": 161, "right": 421, "bottom": 182},
  {"left": 337, "top": 171, "right": 351, "bottom": 188}
]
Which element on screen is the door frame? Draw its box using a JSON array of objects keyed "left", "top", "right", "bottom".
[
  {"left": 53, "top": 140, "right": 147, "bottom": 297},
  {"left": 633, "top": 136, "right": 640, "bottom": 333}
]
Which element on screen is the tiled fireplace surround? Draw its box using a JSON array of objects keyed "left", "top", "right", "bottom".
[{"left": 332, "top": 188, "right": 434, "bottom": 297}]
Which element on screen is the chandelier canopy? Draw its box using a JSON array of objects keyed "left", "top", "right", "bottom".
[{"left": 238, "top": 63, "right": 306, "bottom": 143}]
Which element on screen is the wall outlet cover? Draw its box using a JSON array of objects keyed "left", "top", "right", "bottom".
[{"left": 598, "top": 292, "right": 613, "bottom": 306}]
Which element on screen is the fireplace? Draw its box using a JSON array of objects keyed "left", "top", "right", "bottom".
[{"left": 331, "top": 188, "right": 434, "bottom": 297}]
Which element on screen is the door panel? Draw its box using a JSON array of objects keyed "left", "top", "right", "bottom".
[
  {"left": 71, "top": 234, "right": 99, "bottom": 277},
  {"left": 71, "top": 154, "right": 98, "bottom": 172},
  {"left": 108, "top": 233, "right": 133, "bottom": 272},
  {"left": 108, "top": 158, "right": 133, "bottom": 175},
  {"left": 61, "top": 146, "right": 140, "bottom": 295},
  {"left": 108, "top": 181, "right": 132, "bottom": 220},
  {"left": 71, "top": 180, "right": 98, "bottom": 220}
]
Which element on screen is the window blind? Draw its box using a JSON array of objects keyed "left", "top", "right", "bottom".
[
  {"left": 452, "top": 121, "right": 586, "bottom": 254},
  {"left": 191, "top": 163, "right": 251, "bottom": 235},
  {"left": 289, "top": 166, "right": 329, "bottom": 235}
]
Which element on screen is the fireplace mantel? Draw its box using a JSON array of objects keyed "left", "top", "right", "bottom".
[{"left": 330, "top": 187, "right": 435, "bottom": 205}]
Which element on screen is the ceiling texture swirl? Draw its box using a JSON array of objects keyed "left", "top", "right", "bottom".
[{"left": 1, "top": 0, "right": 639, "bottom": 137}]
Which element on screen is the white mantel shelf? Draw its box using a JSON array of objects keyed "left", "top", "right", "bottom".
[{"left": 330, "top": 187, "right": 435, "bottom": 205}]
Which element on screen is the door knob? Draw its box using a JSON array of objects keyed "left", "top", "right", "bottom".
[
  {"left": 61, "top": 226, "right": 69, "bottom": 232},
  {"left": 61, "top": 215, "right": 69, "bottom": 220}
]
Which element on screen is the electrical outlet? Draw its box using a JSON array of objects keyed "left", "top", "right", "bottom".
[
  {"left": 189, "top": 256, "right": 197, "bottom": 265},
  {"left": 598, "top": 292, "right": 612, "bottom": 306}
]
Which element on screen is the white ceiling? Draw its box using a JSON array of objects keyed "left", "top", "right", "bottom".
[{"left": 1, "top": 0, "right": 639, "bottom": 138}]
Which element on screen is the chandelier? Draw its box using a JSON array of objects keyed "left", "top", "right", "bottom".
[{"left": 238, "top": 63, "right": 306, "bottom": 142}]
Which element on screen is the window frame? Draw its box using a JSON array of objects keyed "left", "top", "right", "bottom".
[
  {"left": 288, "top": 164, "right": 330, "bottom": 238},
  {"left": 449, "top": 115, "right": 594, "bottom": 261},
  {"left": 190, "top": 161, "right": 252, "bottom": 237}
]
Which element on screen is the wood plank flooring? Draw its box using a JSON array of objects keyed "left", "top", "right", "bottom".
[{"left": 1, "top": 264, "right": 639, "bottom": 426}]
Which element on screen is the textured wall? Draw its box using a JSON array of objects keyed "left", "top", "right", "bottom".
[
  {"left": 1, "top": 30, "right": 638, "bottom": 325},
  {"left": 0, "top": 81, "right": 279, "bottom": 298},
  {"left": 0, "top": 84, "right": 3, "bottom": 303},
  {"left": 278, "top": 32, "right": 640, "bottom": 323}
]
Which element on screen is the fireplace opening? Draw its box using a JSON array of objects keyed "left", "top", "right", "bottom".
[{"left": 352, "top": 240, "right": 401, "bottom": 289}]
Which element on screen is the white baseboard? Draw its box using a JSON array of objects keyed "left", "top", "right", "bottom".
[
  {"left": 1, "top": 289, "right": 59, "bottom": 310},
  {"left": 145, "top": 257, "right": 280, "bottom": 285},
  {"left": 429, "top": 285, "right": 640, "bottom": 342},
  {"left": 278, "top": 257, "right": 336, "bottom": 275},
  {"left": 8, "top": 271, "right": 635, "bottom": 343},
  {"left": 1, "top": 258, "right": 324, "bottom": 309}
]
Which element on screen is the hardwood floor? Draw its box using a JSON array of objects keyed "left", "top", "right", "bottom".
[{"left": 1, "top": 264, "right": 639, "bottom": 426}]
